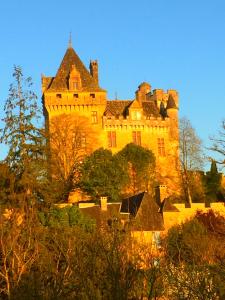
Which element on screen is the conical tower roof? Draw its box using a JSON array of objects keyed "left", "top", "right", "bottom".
[
  {"left": 48, "top": 46, "right": 104, "bottom": 92},
  {"left": 166, "top": 95, "right": 177, "bottom": 109}
]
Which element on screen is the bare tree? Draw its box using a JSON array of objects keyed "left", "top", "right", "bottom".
[
  {"left": 179, "top": 117, "right": 204, "bottom": 204},
  {"left": 48, "top": 113, "right": 98, "bottom": 199},
  {"left": 210, "top": 120, "right": 225, "bottom": 167}
]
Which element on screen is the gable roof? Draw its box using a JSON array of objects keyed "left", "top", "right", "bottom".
[
  {"left": 47, "top": 47, "right": 105, "bottom": 92},
  {"left": 104, "top": 100, "right": 132, "bottom": 117},
  {"left": 121, "top": 192, "right": 164, "bottom": 231},
  {"left": 160, "top": 198, "right": 180, "bottom": 212},
  {"left": 142, "top": 101, "right": 161, "bottom": 117},
  {"left": 80, "top": 203, "right": 121, "bottom": 228},
  {"left": 120, "top": 192, "right": 145, "bottom": 217}
]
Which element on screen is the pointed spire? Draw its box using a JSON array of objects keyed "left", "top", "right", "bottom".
[{"left": 68, "top": 32, "right": 72, "bottom": 48}]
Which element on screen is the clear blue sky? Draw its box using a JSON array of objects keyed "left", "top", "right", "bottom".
[{"left": 0, "top": 0, "right": 225, "bottom": 167}]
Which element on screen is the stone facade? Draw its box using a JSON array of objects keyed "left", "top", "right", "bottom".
[{"left": 42, "top": 43, "right": 180, "bottom": 192}]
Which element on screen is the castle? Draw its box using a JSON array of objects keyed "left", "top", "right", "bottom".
[{"left": 42, "top": 41, "right": 180, "bottom": 194}]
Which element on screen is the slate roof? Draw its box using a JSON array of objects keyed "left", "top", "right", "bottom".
[
  {"left": 121, "top": 192, "right": 164, "bottom": 231},
  {"left": 142, "top": 101, "right": 161, "bottom": 117},
  {"left": 160, "top": 198, "right": 180, "bottom": 212},
  {"left": 120, "top": 192, "right": 145, "bottom": 217},
  {"left": 166, "top": 95, "right": 177, "bottom": 109},
  {"left": 104, "top": 100, "right": 132, "bottom": 117},
  {"left": 80, "top": 203, "right": 121, "bottom": 228},
  {"left": 47, "top": 47, "right": 105, "bottom": 92},
  {"left": 104, "top": 100, "right": 160, "bottom": 118}
]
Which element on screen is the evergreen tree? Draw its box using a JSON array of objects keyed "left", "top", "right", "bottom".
[
  {"left": 0, "top": 66, "right": 45, "bottom": 206},
  {"left": 205, "top": 160, "right": 222, "bottom": 201},
  {"left": 79, "top": 148, "right": 128, "bottom": 201},
  {"left": 116, "top": 143, "right": 156, "bottom": 195}
]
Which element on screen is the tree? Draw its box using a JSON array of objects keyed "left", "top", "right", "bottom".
[
  {"left": 49, "top": 113, "right": 98, "bottom": 201},
  {"left": 79, "top": 148, "right": 128, "bottom": 201},
  {"left": 0, "top": 66, "right": 45, "bottom": 207},
  {"left": 179, "top": 117, "right": 204, "bottom": 204},
  {"left": 116, "top": 143, "right": 156, "bottom": 195},
  {"left": 210, "top": 120, "right": 225, "bottom": 166},
  {"left": 205, "top": 160, "right": 222, "bottom": 202}
]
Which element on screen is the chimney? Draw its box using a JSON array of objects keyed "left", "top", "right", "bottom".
[
  {"left": 155, "top": 185, "right": 168, "bottom": 205},
  {"left": 90, "top": 60, "right": 99, "bottom": 84},
  {"left": 100, "top": 196, "right": 107, "bottom": 211}
]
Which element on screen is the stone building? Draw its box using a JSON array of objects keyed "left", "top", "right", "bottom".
[{"left": 42, "top": 42, "right": 180, "bottom": 192}]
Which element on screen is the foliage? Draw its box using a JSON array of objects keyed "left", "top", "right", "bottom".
[
  {"left": 116, "top": 143, "right": 156, "bottom": 195},
  {"left": 163, "top": 211, "right": 225, "bottom": 299},
  {"left": 0, "top": 66, "right": 46, "bottom": 207},
  {"left": 205, "top": 160, "right": 222, "bottom": 201},
  {"left": 79, "top": 148, "right": 129, "bottom": 201},
  {"left": 0, "top": 163, "right": 15, "bottom": 205},
  {"left": 38, "top": 205, "right": 95, "bottom": 231}
]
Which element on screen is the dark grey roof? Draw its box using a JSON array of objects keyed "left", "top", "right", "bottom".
[
  {"left": 80, "top": 203, "right": 121, "bottom": 228},
  {"left": 104, "top": 100, "right": 160, "bottom": 118},
  {"left": 47, "top": 47, "right": 105, "bottom": 92},
  {"left": 160, "top": 198, "right": 180, "bottom": 212},
  {"left": 104, "top": 100, "right": 132, "bottom": 117},
  {"left": 166, "top": 95, "right": 177, "bottom": 109},
  {"left": 121, "top": 192, "right": 164, "bottom": 231},
  {"left": 120, "top": 192, "right": 145, "bottom": 217}
]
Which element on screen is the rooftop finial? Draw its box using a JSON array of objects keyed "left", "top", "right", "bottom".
[{"left": 68, "top": 32, "right": 72, "bottom": 48}]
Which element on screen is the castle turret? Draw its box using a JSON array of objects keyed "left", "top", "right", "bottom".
[
  {"left": 166, "top": 94, "right": 178, "bottom": 120},
  {"left": 135, "top": 82, "right": 151, "bottom": 102}
]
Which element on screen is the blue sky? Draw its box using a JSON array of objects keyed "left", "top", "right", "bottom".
[{"left": 0, "top": 0, "right": 225, "bottom": 168}]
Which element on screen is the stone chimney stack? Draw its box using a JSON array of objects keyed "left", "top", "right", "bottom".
[
  {"left": 100, "top": 196, "right": 107, "bottom": 211},
  {"left": 90, "top": 60, "right": 99, "bottom": 84},
  {"left": 155, "top": 185, "right": 168, "bottom": 205}
]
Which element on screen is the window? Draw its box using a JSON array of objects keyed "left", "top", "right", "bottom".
[
  {"left": 56, "top": 93, "right": 62, "bottom": 99},
  {"left": 91, "top": 111, "right": 98, "bottom": 124},
  {"left": 158, "top": 138, "right": 165, "bottom": 156},
  {"left": 108, "top": 131, "right": 116, "bottom": 148},
  {"left": 132, "top": 131, "right": 141, "bottom": 146},
  {"left": 90, "top": 93, "right": 95, "bottom": 98},
  {"left": 73, "top": 94, "right": 79, "bottom": 99}
]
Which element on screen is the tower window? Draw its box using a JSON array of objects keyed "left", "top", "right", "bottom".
[
  {"left": 56, "top": 93, "right": 62, "bottom": 99},
  {"left": 91, "top": 111, "right": 98, "bottom": 124},
  {"left": 108, "top": 131, "right": 116, "bottom": 148},
  {"left": 132, "top": 131, "right": 141, "bottom": 146},
  {"left": 90, "top": 93, "right": 95, "bottom": 98},
  {"left": 158, "top": 138, "right": 165, "bottom": 156}
]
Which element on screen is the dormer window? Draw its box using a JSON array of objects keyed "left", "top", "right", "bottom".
[
  {"left": 131, "top": 110, "right": 141, "bottom": 120},
  {"left": 69, "top": 65, "right": 82, "bottom": 91}
]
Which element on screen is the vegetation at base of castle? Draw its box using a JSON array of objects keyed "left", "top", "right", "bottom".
[
  {"left": 205, "top": 160, "right": 223, "bottom": 202},
  {"left": 38, "top": 205, "right": 95, "bottom": 231},
  {"left": 79, "top": 144, "right": 156, "bottom": 202},
  {"left": 0, "top": 208, "right": 224, "bottom": 299},
  {"left": 116, "top": 143, "right": 156, "bottom": 195},
  {"left": 78, "top": 148, "right": 129, "bottom": 201},
  {"left": 210, "top": 119, "right": 225, "bottom": 166},
  {"left": 179, "top": 117, "right": 204, "bottom": 204},
  {"left": 0, "top": 66, "right": 49, "bottom": 207}
]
